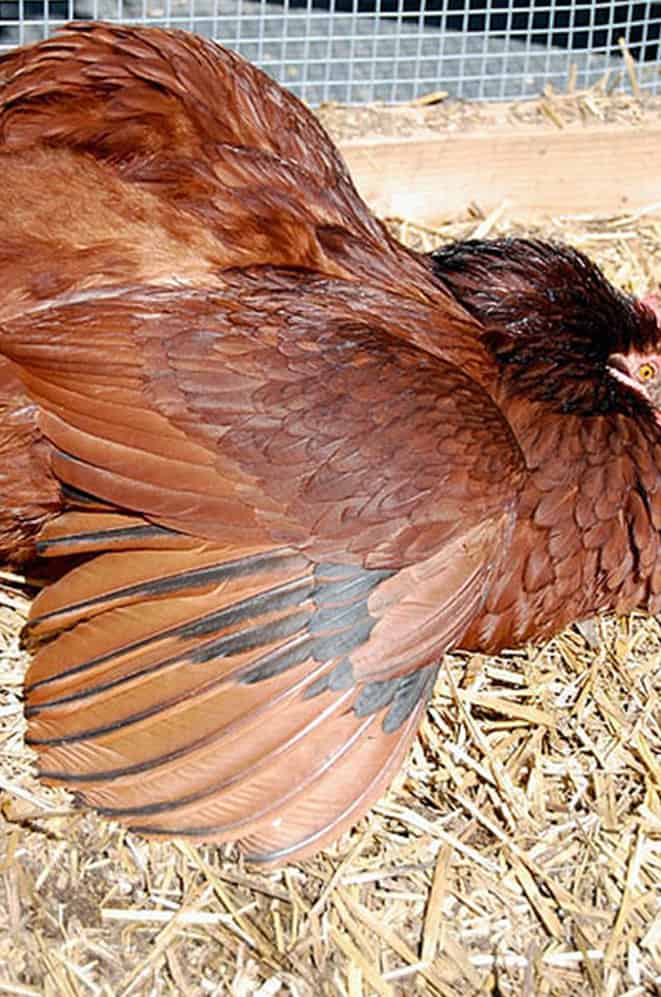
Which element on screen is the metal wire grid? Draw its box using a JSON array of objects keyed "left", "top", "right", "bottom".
[{"left": 1, "top": 1, "right": 659, "bottom": 104}]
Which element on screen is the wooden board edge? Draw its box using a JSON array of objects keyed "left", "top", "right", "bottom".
[{"left": 337, "top": 122, "right": 661, "bottom": 223}]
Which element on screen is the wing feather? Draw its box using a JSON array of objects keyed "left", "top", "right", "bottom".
[
  {"left": 3, "top": 262, "right": 525, "bottom": 862},
  {"left": 24, "top": 533, "right": 454, "bottom": 860},
  {"left": 1, "top": 283, "right": 522, "bottom": 565},
  {"left": 0, "top": 358, "right": 61, "bottom": 562}
]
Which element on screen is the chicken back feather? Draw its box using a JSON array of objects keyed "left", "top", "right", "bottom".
[{"left": 1, "top": 22, "right": 661, "bottom": 862}]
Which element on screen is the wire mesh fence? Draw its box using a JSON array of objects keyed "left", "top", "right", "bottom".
[{"left": 1, "top": 1, "right": 659, "bottom": 104}]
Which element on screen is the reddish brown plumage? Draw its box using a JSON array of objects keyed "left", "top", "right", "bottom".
[
  {"left": 0, "top": 358, "right": 61, "bottom": 564},
  {"left": 2, "top": 22, "right": 661, "bottom": 863}
]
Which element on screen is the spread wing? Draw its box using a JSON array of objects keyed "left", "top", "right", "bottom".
[{"left": 4, "top": 283, "right": 524, "bottom": 860}]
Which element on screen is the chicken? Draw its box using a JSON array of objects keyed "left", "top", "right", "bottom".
[{"left": 1, "top": 23, "right": 661, "bottom": 864}]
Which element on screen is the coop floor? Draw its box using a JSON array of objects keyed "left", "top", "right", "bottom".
[{"left": 0, "top": 205, "right": 660, "bottom": 997}]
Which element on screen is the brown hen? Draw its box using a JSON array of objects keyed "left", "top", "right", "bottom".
[{"left": 1, "top": 23, "right": 661, "bottom": 864}]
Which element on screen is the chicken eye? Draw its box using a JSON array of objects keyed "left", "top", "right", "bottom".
[{"left": 637, "top": 362, "right": 657, "bottom": 382}]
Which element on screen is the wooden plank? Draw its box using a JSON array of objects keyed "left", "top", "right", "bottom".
[{"left": 338, "top": 109, "right": 661, "bottom": 222}]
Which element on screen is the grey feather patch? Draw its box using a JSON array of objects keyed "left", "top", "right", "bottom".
[
  {"left": 206, "top": 560, "right": 389, "bottom": 687},
  {"left": 327, "top": 657, "right": 355, "bottom": 691},
  {"left": 302, "top": 657, "right": 356, "bottom": 699},
  {"left": 352, "top": 664, "right": 439, "bottom": 731},
  {"left": 311, "top": 617, "right": 375, "bottom": 660},
  {"left": 179, "top": 577, "right": 313, "bottom": 639},
  {"left": 195, "top": 609, "right": 311, "bottom": 666},
  {"left": 382, "top": 664, "right": 439, "bottom": 733},
  {"left": 313, "top": 563, "right": 364, "bottom": 581},
  {"left": 301, "top": 674, "right": 331, "bottom": 699},
  {"left": 311, "top": 569, "right": 393, "bottom": 607},
  {"left": 354, "top": 677, "right": 397, "bottom": 716},
  {"left": 240, "top": 636, "right": 314, "bottom": 684},
  {"left": 308, "top": 600, "right": 371, "bottom": 634}
]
